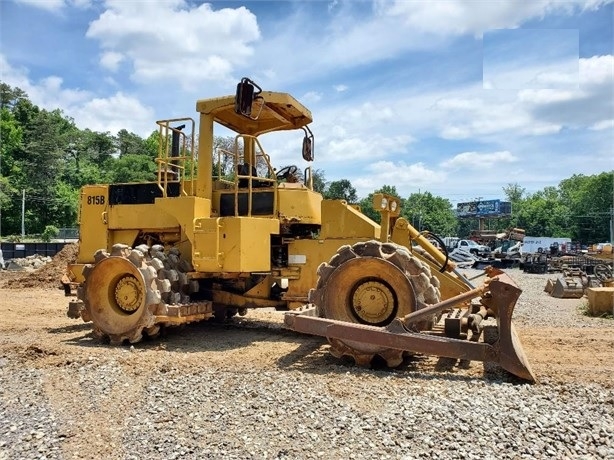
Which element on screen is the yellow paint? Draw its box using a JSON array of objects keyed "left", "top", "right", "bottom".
[
  {"left": 320, "top": 200, "right": 380, "bottom": 239},
  {"left": 193, "top": 216, "right": 279, "bottom": 272},
  {"left": 155, "top": 195, "right": 211, "bottom": 243},
  {"left": 107, "top": 204, "right": 178, "bottom": 229},
  {"left": 77, "top": 186, "right": 109, "bottom": 263},
  {"left": 277, "top": 186, "right": 322, "bottom": 224}
]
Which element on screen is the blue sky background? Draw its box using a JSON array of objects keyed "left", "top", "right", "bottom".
[{"left": 1, "top": 0, "right": 612, "bottom": 206}]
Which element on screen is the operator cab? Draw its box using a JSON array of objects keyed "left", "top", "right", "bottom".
[{"left": 192, "top": 77, "right": 322, "bottom": 229}]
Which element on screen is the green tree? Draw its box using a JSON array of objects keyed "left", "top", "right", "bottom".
[
  {"left": 0, "top": 107, "right": 23, "bottom": 221},
  {"left": 515, "top": 186, "right": 571, "bottom": 237},
  {"left": 117, "top": 129, "right": 147, "bottom": 157},
  {"left": 311, "top": 168, "right": 326, "bottom": 194},
  {"left": 324, "top": 179, "right": 357, "bottom": 202},
  {"left": 41, "top": 225, "right": 59, "bottom": 242},
  {"left": 48, "top": 182, "right": 80, "bottom": 228},
  {"left": 111, "top": 154, "right": 157, "bottom": 183},
  {"left": 143, "top": 130, "right": 161, "bottom": 159},
  {"left": 0, "top": 83, "right": 28, "bottom": 109},
  {"left": 559, "top": 172, "right": 613, "bottom": 243},
  {"left": 5, "top": 105, "right": 74, "bottom": 233},
  {"left": 404, "top": 191, "right": 456, "bottom": 235}
]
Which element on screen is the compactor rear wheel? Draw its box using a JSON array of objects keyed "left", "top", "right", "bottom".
[
  {"left": 309, "top": 240, "right": 441, "bottom": 367},
  {"left": 78, "top": 244, "right": 190, "bottom": 344}
]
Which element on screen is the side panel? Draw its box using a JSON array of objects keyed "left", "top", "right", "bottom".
[
  {"left": 277, "top": 186, "right": 322, "bottom": 225},
  {"left": 107, "top": 204, "right": 179, "bottom": 230},
  {"left": 320, "top": 200, "right": 380, "bottom": 239},
  {"left": 193, "top": 217, "right": 279, "bottom": 273},
  {"left": 77, "top": 185, "right": 109, "bottom": 263}
]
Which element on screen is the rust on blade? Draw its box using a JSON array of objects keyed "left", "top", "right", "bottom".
[
  {"left": 284, "top": 269, "right": 536, "bottom": 383},
  {"left": 481, "top": 272, "right": 536, "bottom": 382}
]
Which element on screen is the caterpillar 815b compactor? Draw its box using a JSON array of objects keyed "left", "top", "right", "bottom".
[{"left": 65, "top": 78, "right": 535, "bottom": 382}]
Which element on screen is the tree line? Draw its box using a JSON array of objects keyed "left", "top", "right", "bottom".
[{"left": 1, "top": 82, "right": 611, "bottom": 244}]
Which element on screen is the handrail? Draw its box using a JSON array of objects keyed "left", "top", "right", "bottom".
[
  {"left": 304, "top": 166, "right": 313, "bottom": 190},
  {"left": 155, "top": 118, "right": 196, "bottom": 197},
  {"left": 214, "top": 134, "right": 278, "bottom": 218}
]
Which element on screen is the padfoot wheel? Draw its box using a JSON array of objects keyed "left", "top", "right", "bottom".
[
  {"left": 78, "top": 244, "right": 196, "bottom": 344},
  {"left": 309, "top": 240, "right": 441, "bottom": 367}
]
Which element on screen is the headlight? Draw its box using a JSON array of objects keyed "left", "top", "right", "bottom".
[
  {"left": 390, "top": 201, "right": 397, "bottom": 212},
  {"left": 381, "top": 197, "right": 388, "bottom": 209}
]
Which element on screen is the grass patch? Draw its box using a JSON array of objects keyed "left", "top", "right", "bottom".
[{"left": 579, "top": 301, "right": 614, "bottom": 319}]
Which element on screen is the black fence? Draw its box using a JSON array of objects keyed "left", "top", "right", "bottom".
[{"left": 0, "top": 242, "right": 70, "bottom": 260}]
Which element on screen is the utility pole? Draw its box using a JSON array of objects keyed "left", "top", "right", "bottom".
[
  {"left": 610, "top": 206, "right": 613, "bottom": 243},
  {"left": 21, "top": 189, "right": 25, "bottom": 239}
]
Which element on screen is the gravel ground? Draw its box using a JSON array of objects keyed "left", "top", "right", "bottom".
[{"left": 1, "top": 267, "right": 613, "bottom": 460}]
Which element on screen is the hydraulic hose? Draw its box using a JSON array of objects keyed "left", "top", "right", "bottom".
[{"left": 422, "top": 231, "right": 448, "bottom": 273}]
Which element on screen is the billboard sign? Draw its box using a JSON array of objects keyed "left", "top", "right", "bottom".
[{"left": 456, "top": 199, "right": 512, "bottom": 218}]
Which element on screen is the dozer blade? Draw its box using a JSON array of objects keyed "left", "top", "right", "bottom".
[
  {"left": 285, "top": 272, "right": 536, "bottom": 382},
  {"left": 479, "top": 272, "right": 535, "bottom": 382}
]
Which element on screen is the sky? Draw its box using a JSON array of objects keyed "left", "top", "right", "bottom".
[{"left": 1, "top": 0, "right": 613, "bottom": 207}]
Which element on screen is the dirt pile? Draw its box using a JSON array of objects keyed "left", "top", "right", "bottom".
[{"left": 3, "top": 243, "right": 79, "bottom": 290}]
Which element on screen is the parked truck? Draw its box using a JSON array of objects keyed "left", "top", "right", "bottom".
[{"left": 443, "top": 238, "right": 492, "bottom": 258}]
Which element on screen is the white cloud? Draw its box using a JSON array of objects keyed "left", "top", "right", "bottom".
[
  {"left": 13, "top": 0, "right": 65, "bottom": 11},
  {"left": 0, "top": 53, "right": 153, "bottom": 136},
  {"left": 485, "top": 59, "right": 580, "bottom": 90},
  {"left": 13, "top": 0, "right": 92, "bottom": 10},
  {"left": 517, "top": 55, "right": 613, "bottom": 129},
  {"left": 352, "top": 160, "right": 445, "bottom": 197},
  {"left": 86, "top": 1, "right": 260, "bottom": 89},
  {"left": 434, "top": 95, "right": 545, "bottom": 139},
  {"left": 518, "top": 89, "right": 577, "bottom": 105},
  {"left": 301, "top": 91, "right": 322, "bottom": 104},
  {"left": 334, "top": 84, "right": 348, "bottom": 92},
  {"left": 347, "top": 102, "right": 395, "bottom": 124},
  {"left": 99, "top": 51, "right": 124, "bottom": 72},
  {"left": 579, "top": 54, "right": 614, "bottom": 84},
  {"left": 590, "top": 120, "right": 614, "bottom": 131},
  {"left": 70, "top": 93, "right": 155, "bottom": 135},
  {"left": 324, "top": 134, "right": 413, "bottom": 161},
  {"left": 0, "top": 54, "right": 90, "bottom": 108},
  {"left": 429, "top": 55, "right": 613, "bottom": 140},
  {"left": 441, "top": 151, "right": 518, "bottom": 169},
  {"left": 378, "top": 0, "right": 610, "bottom": 37},
  {"left": 255, "top": 0, "right": 612, "bottom": 89}
]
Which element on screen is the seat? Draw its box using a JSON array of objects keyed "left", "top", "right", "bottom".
[{"left": 237, "top": 164, "right": 269, "bottom": 188}]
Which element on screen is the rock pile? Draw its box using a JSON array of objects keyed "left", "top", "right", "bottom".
[{"left": 6, "top": 254, "right": 53, "bottom": 271}]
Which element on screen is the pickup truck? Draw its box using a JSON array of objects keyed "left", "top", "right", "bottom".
[{"left": 456, "top": 239, "right": 491, "bottom": 258}]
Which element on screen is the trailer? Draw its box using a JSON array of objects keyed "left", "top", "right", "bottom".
[{"left": 521, "top": 237, "right": 572, "bottom": 256}]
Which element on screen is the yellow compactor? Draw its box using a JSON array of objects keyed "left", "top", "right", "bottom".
[{"left": 65, "top": 78, "right": 535, "bottom": 382}]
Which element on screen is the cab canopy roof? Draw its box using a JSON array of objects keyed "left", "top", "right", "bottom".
[{"left": 196, "top": 91, "right": 312, "bottom": 136}]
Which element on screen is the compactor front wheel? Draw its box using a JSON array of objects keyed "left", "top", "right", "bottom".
[
  {"left": 309, "top": 240, "right": 441, "bottom": 367},
  {"left": 78, "top": 244, "right": 171, "bottom": 344}
]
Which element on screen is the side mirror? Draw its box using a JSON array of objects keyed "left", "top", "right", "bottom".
[
  {"left": 235, "top": 78, "right": 255, "bottom": 116},
  {"left": 301, "top": 126, "right": 314, "bottom": 161},
  {"left": 302, "top": 137, "right": 313, "bottom": 162}
]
